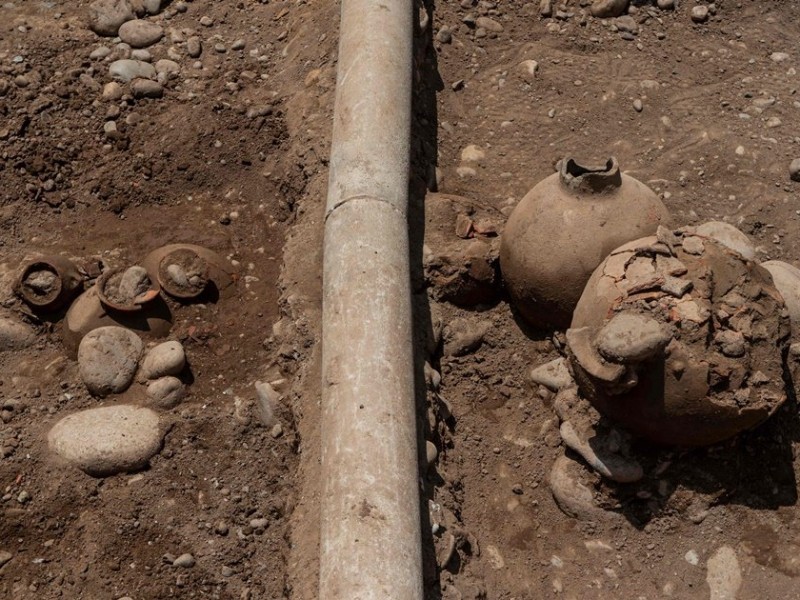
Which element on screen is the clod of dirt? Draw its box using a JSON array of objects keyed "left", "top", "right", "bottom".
[
  {"left": 48, "top": 405, "right": 164, "bottom": 476},
  {"left": 0, "top": 314, "right": 35, "bottom": 352},
  {"left": 158, "top": 248, "right": 209, "bottom": 299},
  {"left": 568, "top": 227, "right": 792, "bottom": 446},
  {"left": 500, "top": 157, "right": 670, "bottom": 329},
  {"left": 78, "top": 326, "right": 143, "bottom": 396},
  {"left": 423, "top": 193, "right": 502, "bottom": 307},
  {"left": 443, "top": 317, "right": 493, "bottom": 357},
  {"left": 549, "top": 455, "right": 617, "bottom": 521}
]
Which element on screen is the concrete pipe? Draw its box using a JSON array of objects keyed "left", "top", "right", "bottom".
[{"left": 319, "top": 0, "right": 422, "bottom": 597}]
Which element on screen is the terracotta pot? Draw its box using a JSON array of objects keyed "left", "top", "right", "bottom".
[
  {"left": 568, "top": 231, "right": 790, "bottom": 446},
  {"left": 142, "top": 244, "right": 235, "bottom": 300},
  {"left": 16, "top": 255, "right": 83, "bottom": 312},
  {"left": 500, "top": 157, "right": 671, "bottom": 329},
  {"left": 96, "top": 266, "right": 161, "bottom": 313},
  {"left": 62, "top": 287, "right": 173, "bottom": 358}
]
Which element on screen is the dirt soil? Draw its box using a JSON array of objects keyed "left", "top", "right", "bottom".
[{"left": 3, "top": 0, "right": 800, "bottom": 599}]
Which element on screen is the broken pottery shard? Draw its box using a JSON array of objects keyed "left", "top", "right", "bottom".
[
  {"left": 559, "top": 421, "right": 643, "bottom": 483},
  {"left": 681, "top": 236, "right": 705, "bottom": 255},
  {"left": 566, "top": 327, "right": 625, "bottom": 383},
  {"left": 695, "top": 221, "right": 755, "bottom": 261},
  {"left": 595, "top": 312, "right": 672, "bottom": 363},
  {"left": 661, "top": 276, "right": 693, "bottom": 298},
  {"left": 529, "top": 357, "right": 574, "bottom": 392}
]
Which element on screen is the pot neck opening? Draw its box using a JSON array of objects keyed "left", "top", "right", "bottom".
[{"left": 559, "top": 157, "right": 622, "bottom": 193}]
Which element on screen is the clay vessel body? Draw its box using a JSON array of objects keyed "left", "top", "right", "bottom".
[
  {"left": 142, "top": 244, "right": 234, "bottom": 301},
  {"left": 500, "top": 158, "right": 670, "bottom": 328},
  {"left": 63, "top": 287, "right": 172, "bottom": 358},
  {"left": 16, "top": 255, "right": 83, "bottom": 311},
  {"left": 570, "top": 233, "right": 790, "bottom": 446}
]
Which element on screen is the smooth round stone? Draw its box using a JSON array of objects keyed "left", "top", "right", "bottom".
[
  {"left": 88, "top": 0, "right": 135, "bottom": 37},
  {"left": 109, "top": 59, "right": 156, "bottom": 82},
  {"left": 695, "top": 221, "right": 755, "bottom": 261},
  {"left": 131, "top": 78, "right": 163, "bottom": 98},
  {"left": 118, "top": 19, "right": 164, "bottom": 48},
  {"left": 155, "top": 59, "right": 180, "bottom": 77},
  {"left": 0, "top": 315, "right": 35, "bottom": 351},
  {"left": 48, "top": 405, "right": 164, "bottom": 476},
  {"left": 143, "top": 0, "right": 164, "bottom": 14},
  {"left": 147, "top": 376, "right": 186, "bottom": 408},
  {"left": 595, "top": 313, "right": 672, "bottom": 363},
  {"left": 141, "top": 340, "right": 185, "bottom": 379},
  {"left": 78, "top": 326, "right": 143, "bottom": 396}
]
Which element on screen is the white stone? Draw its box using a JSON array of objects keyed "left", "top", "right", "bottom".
[
  {"left": 118, "top": 19, "right": 164, "bottom": 48},
  {"left": 109, "top": 59, "right": 156, "bottom": 82},
  {"left": 141, "top": 340, "right": 185, "bottom": 380},
  {"left": 48, "top": 405, "right": 163, "bottom": 476},
  {"left": 78, "top": 326, "right": 143, "bottom": 396},
  {"left": 147, "top": 376, "right": 186, "bottom": 408}
]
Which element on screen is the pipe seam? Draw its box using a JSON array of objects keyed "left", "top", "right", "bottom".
[{"left": 325, "top": 194, "right": 406, "bottom": 222}]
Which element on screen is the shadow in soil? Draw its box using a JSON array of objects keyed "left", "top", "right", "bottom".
[
  {"left": 408, "top": 0, "right": 447, "bottom": 597},
  {"left": 583, "top": 382, "right": 800, "bottom": 529}
]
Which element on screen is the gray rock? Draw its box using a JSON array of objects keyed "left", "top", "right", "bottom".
[
  {"left": 143, "top": 0, "right": 164, "bottom": 14},
  {"left": 0, "top": 315, "right": 35, "bottom": 351},
  {"left": 89, "top": 0, "right": 135, "bottom": 37},
  {"left": 691, "top": 5, "right": 709, "bottom": 23},
  {"left": 118, "top": 265, "right": 150, "bottom": 301},
  {"left": 48, "top": 405, "right": 163, "bottom": 476},
  {"left": 475, "top": 16, "right": 503, "bottom": 32},
  {"left": 615, "top": 15, "right": 638, "bottom": 34},
  {"left": 762, "top": 261, "right": 800, "bottom": 332},
  {"left": 118, "top": 19, "right": 164, "bottom": 48},
  {"left": 155, "top": 59, "right": 180, "bottom": 78},
  {"left": 187, "top": 36, "right": 202, "bottom": 58},
  {"left": 90, "top": 46, "right": 112, "bottom": 60},
  {"left": 141, "top": 340, "right": 185, "bottom": 379},
  {"left": 529, "top": 358, "right": 574, "bottom": 392},
  {"left": 173, "top": 553, "right": 195, "bottom": 568},
  {"left": 590, "top": 0, "right": 629, "bottom": 18},
  {"left": 255, "top": 381, "right": 280, "bottom": 427},
  {"left": 131, "top": 78, "right": 164, "bottom": 98},
  {"left": 130, "top": 48, "right": 151, "bottom": 62},
  {"left": 147, "top": 376, "right": 186, "bottom": 408},
  {"left": 0, "top": 550, "right": 11, "bottom": 568},
  {"left": 109, "top": 59, "right": 156, "bottom": 82},
  {"left": 790, "top": 158, "right": 800, "bottom": 182},
  {"left": 595, "top": 313, "right": 672, "bottom": 363},
  {"left": 656, "top": 0, "right": 674, "bottom": 9},
  {"left": 559, "top": 421, "right": 643, "bottom": 483},
  {"left": 78, "top": 326, "right": 143, "bottom": 396}
]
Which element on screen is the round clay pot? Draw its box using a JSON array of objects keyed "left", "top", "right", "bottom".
[
  {"left": 156, "top": 248, "right": 210, "bottom": 299},
  {"left": 16, "top": 255, "right": 83, "bottom": 311},
  {"left": 142, "top": 244, "right": 235, "bottom": 300},
  {"left": 761, "top": 260, "right": 800, "bottom": 332},
  {"left": 568, "top": 231, "right": 790, "bottom": 446},
  {"left": 96, "top": 266, "right": 161, "bottom": 313},
  {"left": 63, "top": 286, "right": 173, "bottom": 358},
  {"left": 500, "top": 157, "right": 671, "bottom": 329}
]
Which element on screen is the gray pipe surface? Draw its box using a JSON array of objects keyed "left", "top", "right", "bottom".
[{"left": 319, "top": 0, "right": 422, "bottom": 596}]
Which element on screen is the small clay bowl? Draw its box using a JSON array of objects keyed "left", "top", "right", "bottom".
[
  {"left": 157, "top": 248, "right": 210, "bottom": 299},
  {"left": 96, "top": 266, "right": 161, "bottom": 313},
  {"left": 16, "top": 256, "right": 83, "bottom": 311}
]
